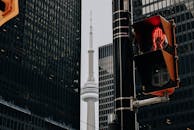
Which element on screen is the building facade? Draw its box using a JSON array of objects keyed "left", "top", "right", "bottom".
[
  {"left": 0, "top": 0, "right": 81, "bottom": 130},
  {"left": 99, "top": 44, "right": 115, "bottom": 130}
]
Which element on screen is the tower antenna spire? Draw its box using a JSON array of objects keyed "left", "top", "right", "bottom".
[
  {"left": 89, "top": 10, "right": 93, "bottom": 49},
  {"left": 88, "top": 10, "right": 95, "bottom": 81}
]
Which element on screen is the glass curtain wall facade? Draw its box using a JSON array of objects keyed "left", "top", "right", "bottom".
[
  {"left": 0, "top": 0, "right": 81, "bottom": 130},
  {"left": 133, "top": 0, "right": 194, "bottom": 130},
  {"left": 99, "top": 44, "right": 115, "bottom": 130}
]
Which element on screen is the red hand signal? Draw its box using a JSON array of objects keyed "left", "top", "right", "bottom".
[{"left": 152, "top": 27, "right": 166, "bottom": 51}]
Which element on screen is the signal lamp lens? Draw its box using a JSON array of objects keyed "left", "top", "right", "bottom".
[{"left": 152, "top": 27, "right": 168, "bottom": 51}]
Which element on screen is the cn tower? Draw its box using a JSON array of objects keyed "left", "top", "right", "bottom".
[{"left": 82, "top": 12, "right": 98, "bottom": 130}]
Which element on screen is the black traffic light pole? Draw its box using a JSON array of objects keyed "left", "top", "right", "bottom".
[
  {"left": 109, "top": 1, "right": 171, "bottom": 130},
  {"left": 111, "top": 0, "right": 136, "bottom": 130}
]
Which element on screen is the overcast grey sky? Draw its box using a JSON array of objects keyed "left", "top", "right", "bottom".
[{"left": 81, "top": 0, "right": 112, "bottom": 130}]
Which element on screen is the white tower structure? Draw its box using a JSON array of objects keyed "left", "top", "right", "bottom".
[{"left": 82, "top": 12, "right": 98, "bottom": 130}]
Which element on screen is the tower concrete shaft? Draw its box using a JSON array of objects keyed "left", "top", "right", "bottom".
[{"left": 87, "top": 100, "right": 95, "bottom": 130}]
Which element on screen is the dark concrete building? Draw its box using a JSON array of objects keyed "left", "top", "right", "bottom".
[{"left": 0, "top": 0, "right": 81, "bottom": 130}]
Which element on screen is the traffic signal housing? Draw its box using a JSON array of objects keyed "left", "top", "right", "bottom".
[
  {"left": 0, "top": 0, "right": 19, "bottom": 26},
  {"left": 133, "top": 15, "right": 179, "bottom": 96}
]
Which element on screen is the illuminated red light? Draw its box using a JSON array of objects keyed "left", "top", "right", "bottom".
[{"left": 152, "top": 27, "right": 167, "bottom": 51}]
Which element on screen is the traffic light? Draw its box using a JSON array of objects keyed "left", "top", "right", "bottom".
[
  {"left": 0, "top": 0, "right": 19, "bottom": 26},
  {"left": 133, "top": 15, "right": 179, "bottom": 96}
]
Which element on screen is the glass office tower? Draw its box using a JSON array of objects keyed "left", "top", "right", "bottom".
[
  {"left": 133, "top": 0, "right": 194, "bottom": 130},
  {"left": 99, "top": 44, "right": 115, "bottom": 130},
  {"left": 0, "top": 0, "right": 81, "bottom": 130}
]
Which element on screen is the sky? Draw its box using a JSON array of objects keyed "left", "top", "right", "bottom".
[{"left": 81, "top": 0, "right": 112, "bottom": 130}]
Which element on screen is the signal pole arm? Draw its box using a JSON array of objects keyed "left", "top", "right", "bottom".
[{"left": 131, "top": 95, "right": 169, "bottom": 110}]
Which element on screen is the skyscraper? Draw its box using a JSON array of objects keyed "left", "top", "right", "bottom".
[
  {"left": 99, "top": 44, "right": 114, "bottom": 130},
  {"left": 0, "top": 0, "right": 81, "bottom": 129}
]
